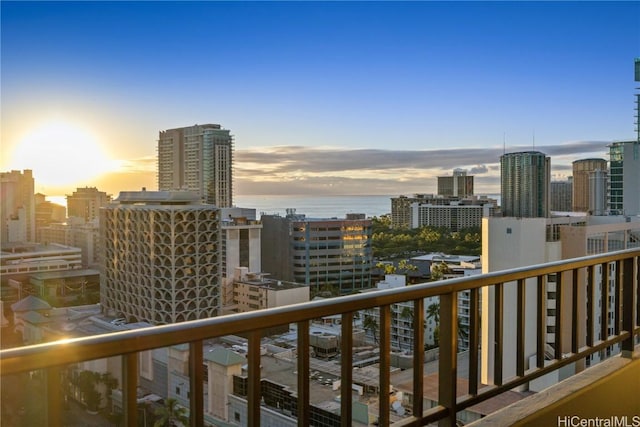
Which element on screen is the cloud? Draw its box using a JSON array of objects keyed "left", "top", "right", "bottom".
[
  {"left": 236, "top": 140, "right": 609, "bottom": 175},
  {"left": 468, "top": 165, "right": 488, "bottom": 174},
  {"left": 231, "top": 140, "right": 609, "bottom": 195},
  {"left": 81, "top": 139, "right": 609, "bottom": 197}
]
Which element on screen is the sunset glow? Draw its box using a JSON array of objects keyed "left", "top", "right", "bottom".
[{"left": 10, "top": 120, "right": 118, "bottom": 190}]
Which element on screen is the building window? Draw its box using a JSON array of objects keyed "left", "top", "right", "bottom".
[
  {"left": 235, "top": 412, "right": 241, "bottom": 422},
  {"left": 506, "top": 228, "right": 512, "bottom": 234}
]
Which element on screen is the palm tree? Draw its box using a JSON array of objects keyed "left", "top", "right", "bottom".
[
  {"left": 426, "top": 302, "right": 440, "bottom": 345},
  {"left": 399, "top": 306, "right": 414, "bottom": 324},
  {"left": 362, "top": 314, "right": 379, "bottom": 344},
  {"left": 154, "top": 398, "right": 188, "bottom": 427}
]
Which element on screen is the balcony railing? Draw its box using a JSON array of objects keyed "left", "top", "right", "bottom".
[{"left": 1, "top": 248, "right": 639, "bottom": 426}]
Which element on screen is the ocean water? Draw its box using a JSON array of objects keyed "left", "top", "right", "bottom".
[{"left": 234, "top": 194, "right": 394, "bottom": 219}]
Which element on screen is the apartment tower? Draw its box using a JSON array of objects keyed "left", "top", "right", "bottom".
[
  {"left": 572, "top": 158, "right": 607, "bottom": 213},
  {"left": 100, "top": 190, "right": 222, "bottom": 325},
  {"left": 608, "top": 140, "right": 640, "bottom": 216},
  {"left": 437, "top": 168, "right": 474, "bottom": 198},
  {"left": 500, "top": 151, "right": 550, "bottom": 218},
  {"left": 67, "top": 187, "right": 112, "bottom": 222},
  {"left": 1, "top": 169, "right": 35, "bottom": 243},
  {"left": 550, "top": 179, "right": 573, "bottom": 212},
  {"left": 158, "top": 124, "right": 233, "bottom": 208}
]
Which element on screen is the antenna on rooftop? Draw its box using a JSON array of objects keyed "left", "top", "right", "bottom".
[
  {"left": 503, "top": 132, "right": 506, "bottom": 155},
  {"left": 532, "top": 129, "right": 535, "bottom": 150}
]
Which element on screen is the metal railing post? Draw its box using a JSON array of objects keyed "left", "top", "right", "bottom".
[
  {"left": 297, "top": 320, "right": 310, "bottom": 427},
  {"left": 439, "top": 291, "right": 458, "bottom": 427},
  {"left": 379, "top": 305, "right": 391, "bottom": 427},
  {"left": 189, "top": 340, "right": 204, "bottom": 427},
  {"left": 413, "top": 298, "right": 425, "bottom": 416},
  {"left": 46, "top": 365, "right": 62, "bottom": 427},
  {"left": 247, "top": 330, "right": 262, "bottom": 427},
  {"left": 622, "top": 256, "right": 637, "bottom": 357},
  {"left": 122, "top": 352, "right": 138, "bottom": 427},
  {"left": 341, "top": 312, "right": 353, "bottom": 427}
]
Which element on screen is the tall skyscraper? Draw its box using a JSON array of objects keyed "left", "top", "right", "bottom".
[
  {"left": 67, "top": 187, "right": 112, "bottom": 222},
  {"left": 500, "top": 151, "right": 550, "bottom": 218},
  {"left": 634, "top": 57, "right": 639, "bottom": 142},
  {"left": 608, "top": 140, "right": 640, "bottom": 216},
  {"left": 437, "top": 168, "right": 474, "bottom": 197},
  {"left": 1, "top": 169, "right": 35, "bottom": 243},
  {"left": 588, "top": 169, "right": 608, "bottom": 216},
  {"left": 158, "top": 124, "right": 233, "bottom": 208},
  {"left": 261, "top": 211, "right": 373, "bottom": 295},
  {"left": 572, "top": 158, "right": 608, "bottom": 213},
  {"left": 100, "top": 190, "right": 222, "bottom": 325},
  {"left": 550, "top": 179, "right": 573, "bottom": 212}
]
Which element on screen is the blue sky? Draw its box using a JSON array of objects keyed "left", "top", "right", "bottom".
[{"left": 1, "top": 1, "right": 639, "bottom": 197}]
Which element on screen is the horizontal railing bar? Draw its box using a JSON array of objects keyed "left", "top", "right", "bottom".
[
  {"left": 455, "top": 331, "right": 632, "bottom": 412},
  {"left": 391, "top": 405, "right": 449, "bottom": 427},
  {"left": 2, "top": 249, "right": 639, "bottom": 375}
]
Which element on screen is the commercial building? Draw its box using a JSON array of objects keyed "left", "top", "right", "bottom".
[
  {"left": 411, "top": 199, "right": 497, "bottom": 231},
  {"left": 1, "top": 169, "right": 35, "bottom": 243},
  {"left": 392, "top": 194, "right": 497, "bottom": 229},
  {"left": 550, "top": 179, "right": 572, "bottom": 212},
  {"left": 261, "top": 211, "right": 373, "bottom": 295},
  {"left": 220, "top": 208, "right": 262, "bottom": 306},
  {"left": 158, "top": 124, "right": 233, "bottom": 208},
  {"left": 37, "top": 217, "right": 101, "bottom": 268},
  {"left": 34, "top": 193, "right": 66, "bottom": 232},
  {"left": 229, "top": 267, "right": 309, "bottom": 313},
  {"left": 500, "top": 151, "right": 550, "bottom": 218},
  {"left": 100, "top": 190, "right": 222, "bottom": 325},
  {"left": 608, "top": 140, "right": 640, "bottom": 216},
  {"left": 391, "top": 194, "right": 441, "bottom": 229},
  {"left": 437, "top": 168, "right": 474, "bottom": 198},
  {"left": 1, "top": 242, "right": 83, "bottom": 303},
  {"left": 572, "top": 158, "right": 607, "bottom": 213},
  {"left": 66, "top": 187, "right": 112, "bottom": 222}
]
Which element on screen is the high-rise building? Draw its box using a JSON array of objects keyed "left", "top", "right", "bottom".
[
  {"left": 500, "top": 151, "right": 550, "bottom": 218},
  {"left": 391, "top": 194, "right": 497, "bottom": 229},
  {"left": 589, "top": 169, "right": 608, "bottom": 216},
  {"left": 572, "top": 158, "right": 607, "bottom": 213},
  {"left": 1, "top": 169, "right": 35, "bottom": 243},
  {"left": 158, "top": 124, "right": 234, "bottom": 208},
  {"left": 411, "top": 200, "right": 497, "bottom": 231},
  {"left": 220, "top": 207, "right": 262, "bottom": 307},
  {"left": 608, "top": 140, "right": 640, "bottom": 216},
  {"left": 437, "top": 168, "right": 474, "bottom": 197},
  {"left": 261, "top": 210, "right": 373, "bottom": 295},
  {"left": 550, "top": 179, "right": 572, "bottom": 212},
  {"left": 481, "top": 215, "right": 640, "bottom": 389},
  {"left": 67, "top": 187, "right": 112, "bottom": 222},
  {"left": 100, "top": 190, "right": 222, "bottom": 325},
  {"left": 634, "top": 57, "right": 639, "bottom": 142}
]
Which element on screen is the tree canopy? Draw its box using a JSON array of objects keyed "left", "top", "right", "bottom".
[{"left": 371, "top": 215, "right": 481, "bottom": 259}]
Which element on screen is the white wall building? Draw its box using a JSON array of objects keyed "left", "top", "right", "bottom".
[{"left": 481, "top": 215, "right": 640, "bottom": 389}]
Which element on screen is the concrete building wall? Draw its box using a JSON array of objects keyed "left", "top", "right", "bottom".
[
  {"left": 572, "top": 158, "right": 607, "bottom": 213},
  {"left": 158, "top": 124, "right": 234, "bottom": 207},
  {"left": 100, "top": 191, "right": 221, "bottom": 325},
  {"left": 1, "top": 169, "right": 35, "bottom": 243},
  {"left": 481, "top": 217, "right": 557, "bottom": 385}
]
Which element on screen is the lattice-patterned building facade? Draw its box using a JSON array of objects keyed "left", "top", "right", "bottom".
[{"left": 100, "top": 190, "right": 221, "bottom": 325}]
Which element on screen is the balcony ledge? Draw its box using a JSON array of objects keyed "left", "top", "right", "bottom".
[{"left": 468, "top": 345, "right": 640, "bottom": 427}]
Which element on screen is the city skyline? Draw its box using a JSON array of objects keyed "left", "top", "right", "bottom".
[{"left": 1, "top": 1, "right": 638, "bottom": 199}]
